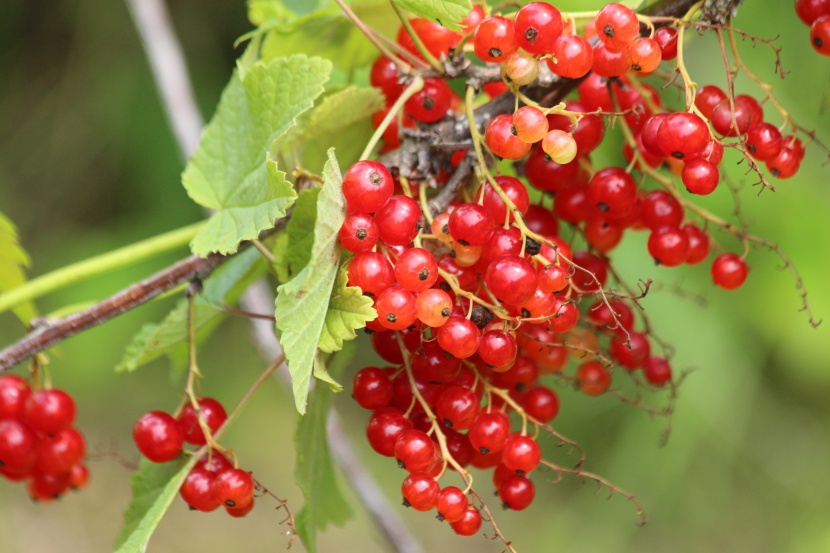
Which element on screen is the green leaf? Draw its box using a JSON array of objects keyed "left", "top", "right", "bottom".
[
  {"left": 258, "top": 0, "right": 396, "bottom": 71},
  {"left": 113, "top": 456, "right": 198, "bottom": 553},
  {"left": 285, "top": 188, "right": 320, "bottom": 276},
  {"left": 318, "top": 264, "right": 375, "bottom": 354},
  {"left": 0, "top": 212, "right": 37, "bottom": 324},
  {"left": 270, "top": 230, "right": 291, "bottom": 283},
  {"left": 392, "top": 0, "right": 472, "bottom": 31},
  {"left": 115, "top": 248, "right": 263, "bottom": 373},
  {"left": 294, "top": 353, "right": 352, "bottom": 553},
  {"left": 285, "top": 86, "right": 385, "bottom": 172},
  {"left": 183, "top": 55, "right": 332, "bottom": 257},
  {"left": 274, "top": 149, "right": 346, "bottom": 414},
  {"left": 247, "top": 0, "right": 296, "bottom": 26}
]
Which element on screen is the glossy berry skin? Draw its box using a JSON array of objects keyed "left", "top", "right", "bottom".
[
  {"left": 0, "top": 419, "right": 37, "bottom": 472},
  {"left": 69, "top": 464, "right": 90, "bottom": 490},
  {"left": 640, "top": 113, "right": 669, "bottom": 157},
  {"left": 474, "top": 16, "right": 518, "bottom": 63},
  {"left": 811, "top": 16, "right": 830, "bottom": 55},
  {"left": 395, "top": 429, "right": 436, "bottom": 473},
  {"left": 482, "top": 175, "right": 530, "bottom": 223},
  {"left": 548, "top": 35, "right": 593, "bottom": 78},
  {"left": 132, "top": 411, "right": 185, "bottom": 463},
  {"left": 468, "top": 411, "right": 511, "bottom": 455},
  {"left": 28, "top": 470, "right": 71, "bottom": 501},
  {"left": 180, "top": 468, "right": 220, "bottom": 512},
  {"left": 501, "top": 433, "right": 541, "bottom": 475},
  {"left": 366, "top": 408, "right": 412, "bottom": 457},
  {"left": 212, "top": 468, "right": 254, "bottom": 508},
  {"left": 195, "top": 451, "right": 233, "bottom": 473},
  {"left": 654, "top": 26, "right": 678, "bottom": 60},
  {"left": 514, "top": 2, "right": 563, "bottom": 55},
  {"left": 397, "top": 18, "right": 460, "bottom": 61},
  {"left": 711, "top": 253, "right": 749, "bottom": 290},
  {"left": 796, "top": 0, "right": 830, "bottom": 26},
  {"left": 352, "top": 367, "right": 393, "bottom": 410},
  {"left": 525, "top": 146, "right": 579, "bottom": 193},
  {"left": 437, "top": 316, "right": 481, "bottom": 359},
  {"left": 640, "top": 190, "right": 683, "bottom": 230},
  {"left": 512, "top": 106, "right": 548, "bottom": 144},
  {"left": 478, "top": 330, "right": 518, "bottom": 369},
  {"left": 644, "top": 356, "right": 673, "bottom": 386},
  {"left": 627, "top": 37, "right": 661, "bottom": 73},
  {"left": 374, "top": 195, "right": 422, "bottom": 246},
  {"left": 375, "top": 287, "right": 418, "bottom": 331},
  {"left": 451, "top": 507, "right": 483, "bottom": 535},
  {"left": 485, "top": 255, "right": 538, "bottom": 306},
  {"left": 23, "top": 388, "right": 76, "bottom": 435},
  {"left": 436, "top": 385, "right": 480, "bottom": 430},
  {"left": 415, "top": 288, "right": 452, "bottom": 328},
  {"left": 436, "top": 486, "right": 469, "bottom": 523},
  {"left": 485, "top": 114, "right": 532, "bottom": 160},
  {"left": 682, "top": 158, "right": 720, "bottom": 195},
  {"left": 610, "top": 332, "right": 651, "bottom": 369},
  {"left": 746, "top": 123, "right": 783, "bottom": 161},
  {"left": 177, "top": 398, "right": 227, "bottom": 446},
  {"left": 394, "top": 248, "right": 437, "bottom": 293},
  {"left": 648, "top": 226, "right": 690, "bottom": 267},
  {"left": 405, "top": 78, "right": 451, "bottom": 123},
  {"left": 35, "top": 427, "right": 86, "bottom": 474},
  {"left": 766, "top": 138, "right": 804, "bottom": 179},
  {"left": 339, "top": 212, "right": 379, "bottom": 254},
  {"left": 595, "top": 3, "right": 640, "bottom": 52},
  {"left": 226, "top": 497, "right": 255, "bottom": 518},
  {"left": 448, "top": 203, "right": 495, "bottom": 247},
  {"left": 591, "top": 41, "right": 630, "bottom": 78},
  {"left": 695, "top": 85, "right": 727, "bottom": 120},
  {"left": 589, "top": 167, "right": 638, "bottom": 217},
  {"left": 498, "top": 474, "right": 535, "bottom": 510},
  {"left": 683, "top": 224, "right": 710, "bottom": 264},
  {"left": 342, "top": 160, "right": 393, "bottom": 213},
  {"left": 657, "top": 112, "right": 711, "bottom": 160},
  {"left": 347, "top": 252, "right": 395, "bottom": 296},
  {"left": 401, "top": 472, "right": 439, "bottom": 511},
  {"left": 576, "top": 361, "right": 611, "bottom": 396},
  {"left": 520, "top": 386, "right": 559, "bottom": 423},
  {"left": 0, "top": 375, "right": 31, "bottom": 420},
  {"left": 370, "top": 56, "right": 405, "bottom": 101},
  {"left": 541, "top": 129, "right": 577, "bottom": 164},
  {"left": 710, "top": 98, "right": 753, "bottom": 137},
  {"left": 571, "top": 251, "right": 608, "bottom": 292}
]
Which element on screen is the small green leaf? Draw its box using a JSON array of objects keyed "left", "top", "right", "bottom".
[
  {"left": 294, "top": 352, "right": 352, "bottom": 553},
  {"left": 0, "top": 212, "right": 37, "bottom": 324},
  {"left": 285, "top": 188, "right": 320, "bottom": 276},
  {"left": 247, "top": 0, "right": 296, "bottom": 27},
  {"left": 270, "top": 230, "right": 291, "bottom": 283},
  {"left": 392, "top": 0, "right": 472, "bottom": 31},
  {"left": 274, "top": 149, "right": 345, "bottom": 414},
  {"left": 285, "top": 86, "right": 385, "bottom": 171},
  {"left": 116, "top": 248, "right": 262, "bottom": 373},
  {"left": 184, "top": 55, "right": 332, "bottom": 257},
  {"left": 318, "top": 264, "right": 375, "bottom": 354},
  {"left": 113, "top": 456, "right": 198, "bottom": 553}
]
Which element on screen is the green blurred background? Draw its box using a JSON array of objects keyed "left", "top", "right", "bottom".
[{"left": 1, "top": 1, "right": 829, "bottom": 552}]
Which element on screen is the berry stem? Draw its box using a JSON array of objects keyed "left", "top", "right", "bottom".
[
  {"left": 333, "top": 0, "right": 412, "bottom": 72},
  {"left": 389, "top": 1, "right": 444, "bottom": 73}
]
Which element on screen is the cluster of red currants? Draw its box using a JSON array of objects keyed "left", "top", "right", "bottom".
[
  {"left": 132, "top": 398, "right": 255, "bottom": 517},
  {"left": 0, "top": 375, "right": 88, "bottom": 501},
  {"left": 796, "top": 0, "right": 830, "bottom": 56}
]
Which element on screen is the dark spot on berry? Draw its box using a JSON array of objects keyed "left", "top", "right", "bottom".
[
  {"left": 439, "top": 282, "right": 451, "bottom": 292},
  {"left": 770, "top": 167, "right": 780, "bottom": 177},
  {"left": 448, "top": 250, "right": 457, "bottom": 258},
  {"left": 672, "top": 151, "right": 684, "bottom": 159},
  {"left": 748, "top": 143, "right": 756, "bottom": 154},
  {"left": 521, "top": 308, "right": 531, "bottom": 319},
  {"left": 402, "top": 498, "right": 411, "bottom": 508},
  {"left": 597, "top": 202, "right": 610, "bottom": 213},
  {"left": 525, "top": 27, "right": 538, "bottom": 43},
  {"left": 479, "top": 447, "right": 490, "bottom": 455},
  {"left": 397, "top": 459, "right": 406, "bottom": 469},
  {"left": 489, "top": 47, "right": 503, "bottom": 59},
  {"left": 632, "top": 64, "right": 641, "bottom": 71},
  {"left": 458, "top": 239, "right": 470, "bottom": 246},
  {"left": 516, "top": 469, "right": 526, "bottom": 476},
  {"left": 441, "top": 307, "right": 451, "bottom": 317},
  {"left": 422, "top": 96, "right": 435, "bottom": 110},
  {"left": 815, "top": 36, "right": 824, "bottom": 48},
  {"left": 442, "top": 224, "right": 449, "bottom": 234},
  {"left": 355, "top": 228, "right": 367, "bottom": 240},
  {"left": 435, "top": 514, "right": 445, "bottom": 522},
  {"left": 471, "top": 305, "right": 494, "bottom": 328},
  {"left": 386, "top": 313, "right": 397, "bottom": 322},
  {"left": 525, "top": 237, "right": 541, "bottom": 256},
  {"left": 369, "top": 171, "right": 383, "bottom": 186},
  {"left": 363, "top": 327, "right": 375, "bottom": 335},
  {"left": 418, "top": 269, "right": 429, "bottom": 281},
  {"left": 225, "top": 500, "right": 237, "bottom": 508},
  {"left": 510, "top": 125, "right": 518, "bottom": 137},
  {"left": 443, "top": 418, "right": 454, "bottom": 427},
  {"left": 603, "top": 24, "right": 615, "bottom": 38}
]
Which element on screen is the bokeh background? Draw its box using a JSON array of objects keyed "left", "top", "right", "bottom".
[{"left": 1, "top": 1, "right": 829, "bottom": 552}]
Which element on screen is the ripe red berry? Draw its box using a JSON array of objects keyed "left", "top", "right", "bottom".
[
  {"left": 519, "top": 386, "right": 559, "bottom": 423},
  {"left": 352, "top": 367, "right": 393, "bottom": 410},
  {"left": 627, "top": 37, "right": 662, "bottom": 73},
  {"left": 397, "top": 18, "right": 461, "bottom": 61},
  {"left": 474, "top": 16, "right": 519, "bottom": 63},
  {"left": 28, "top": 469, "right": 71, "bottom": 501},
  {"left": 548, "top": 34, "right": 593, "bottom": 78},
  {"left": 405, "top": 78, "right": 452, "bottom": 123},
  {"left": 766, "top": 136, "right": 804, "bottom": 179},
  {"left": 401, "top": 472, "right": 439, "bottom": 511},
  {"left": 0, "top": 419, "right": 37, "bottom": 472},
  {"left": 501, "top": 433, "right": 541, "bottom": 474},
  {"left": 796, "top": 0, "right": 830, "bottom": 25},
  {"left": 682, "top": 158, "right": 720, "bottom": 195},
  {"left": 591, "top": 41, "right": 631, "bottom": 77},
  {"left": 212, "top": 468, "right": 254, "bottom": 508},
  {"left": 595, "top": 3, "right": 640, "bottom": 52},
  {"left": 35, "top": 427, "right": 86, "bottom": 474},
  {"left": 23, "top": 388, "right": 76, "bottom": 435},
  {"left": 468, "top": 411, "right": 511, "bottom": 455},
  {"left": 436, "top": 486, "right": 469, "bottom": 523},
  {"left": 695, "top": 85, "right": 727, "bottom": 120},
  {"left": 648, "top": 226, "right": 690, "bottom": 267},
  {"left": 366, "top": 408, "right": 413, "bottom": 457},
  {"left": 375, "top": 286, "right": 418, "bottom": 331},
  {"left": 226, "top": 497, "right": 255, "bottom": 518},
  {"left": 437, "top": 316, "right": 482, "bottom": 359},
  {"left": 132, "top": 411, "right": 185, "bottom": 463},
  {"left": 485, "top": 113, "right": 532, "bottom": 160},
  {"left": 514, "top": 2, "right": 563, "bottom": 55},
  {"left": 180, "top": 467, "right": 220, "bottom": 512},
  {"left": 69, "top": 463, "right": 90, "bottom": 490},
  {"left": 512, "top": 106, "right": 548, "bottom": 144},
  {"left": 342, "top": 160, "right": 393, "bottom": 213},
  {"left": 370, "top": 56, "right": 404, "bottom": 102},
  {"left": 498, "top": 474, "right": 535, "bottom": 510},
  {"left": 811, "top": 16, "right": 830, "bottom": 55},
  {"left": 710, "top": 98, "right": 753, "bottom": 137},
  {"left": 610, "top": 332, "right": 651, "bottom": 369},
  {"left": 450, "top": 507, "right": 483, "bottom": 535},
  {"left": 657, "top": 112, "right": 711, "bottom": 160},
  {"left": 654, "top": 26, "right": 678, "bottom": 60},
  {"left": 374, "top": 195, "right": 422, "bottom": 246},
  {"left": 711, "top": 253, "right": 749, "bottom": 290},
  {"left": 589, "top": 166, "right": 638, "bottom": 218},
  {"left": 485, "top": 255, "right": 539, "bottom": 306},
  {"left": 448, "top": 203, "right": 495, "bottom": 247},
  {"left": 745, "top": 122, "right": 783, "bottom": 161},
  {"left": 339, "top": 212, "right": 379, "bottom": 254},
  {"left": 683, "top": 224, "right": 710, "bottom": 265},
  {"left": 576, "top": 361, "right": 611, "bottom": 396},
  {"left": 177, "top": 398, "right": 227, "bottom": 446},
  {"left": 644, "top": 356, "right": 673, "bottom": 386},
  {"left": 0, "top": 375, "right": 31, "bottom": 421},
  {"left": 395, "top": 429, "right": 436, "bottom": 473},
  {"left": 436, "top": 385, "right": 480, "bottom": 431}
]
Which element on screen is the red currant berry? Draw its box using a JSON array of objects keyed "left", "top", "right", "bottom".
[
  {"left": 694, "top": 85, "right": 726, "bottom": 120},
  {"left": 596, "top": 3, "right": 640, "bottom": 51},
  {"left": 591, "top": 41, "right": 631, "bottom": 77},
  {"left": 342, "top": 160, "right": 393, "bottom": 213},
  {"left": 746, "top": 122, "right": 783, "bottom": 161},
  {"left": 512, "top": 106, "right": 549, "bottom": 144},
  {"left": 654, "top": 26, "right": 678, "bottom": 60},
  {"left": 450, "top": 507, "right": 483, "bottom": 535},
  {"left": 683, "top": 224, "right": 710, "bottom": 265},
  {"left": 766, "top": 136, "right": 804, "bottom": 179},
  {"left": 28, "top": 469, "right": 71, "bottom": 501},
  {"left": 640, "top": 190, "right": 683, "bottom": 230},
  {"left": 180, "top": 467, "right": 220, "bottom": 512},
  {"left": 648, "top": 226, "right": 690, "bottom": 267},
  {"left": 394, "top": 248, "right": 438, "bottom": 292},
  {"left": 213, "top": 468, "right": 254, "bottom": 508},
  {"left": 375, "top": 195, "right": 422, "bottom": 246},
  {"left": 468, "top": 411, "right": 511, "bottom": 455},
  {"left": 35, "top": 427, "right": 86, "bottom": 474},
  {"left": 576, "top": 361, "right": 611, "bottom": 396},
  {"left": 69, "top": 463, "right": 90, "bottom": 490},
  {"left": 474, "top": 16, "right": 519, "bottom": 63},
  {"left": 177, "top": 398, "right": 227, "bottom": 446},
  {"left": 436, "top": 385, "right": 480, "bottom": 430},
  {"left": 711, "top": 253, "right": 749, "bottom": 290},
  {"left": 366, "top": 408, "right": 413, "bottom": 457},
  {"left": 478, "top": 330, "right": 518, "bottom": 369},
  {"left": 226, "top": 497, "right": 255, "bottom": 518},
  {"left": 501, "top": 433, "right": 541, "bottom": 474},
  {"left": 485, "top": 255, "right": 538, "bottom": 306},
  {"left": 610, "top": 332, "right": 651, "bottom": 369},
  {"left": 132, "top": 411, "right": 185, "bottom": 463},
  {"left": 548, "top": 34, "right": 593, "bottom": 78},
  {"left": 370, "top": 56, "right": 404, "bottom": 101},
  {"left": 644, "top": 356, "right": 673, "bottom": 386},
  {"left": 401, "top": 472, "right": 439, "bottom": 511},
  {"left": 195, "top": 450, "right": 233, "bottom": 473},
  {"left": 395, "top": 429, "right": 436, "bottom": 473},
  {"left": 0, "top": 419, "right": 37, "bottom": 472},
  {"left": 448, "top": 203, "right": 495, "bottom": 247},
  {"left": 348, "top": 252, "right": 395, "bottom": 296},
  {"left": 339, "top": 212, "right": 379, "bottom": 254},
  {"left": 657, "top": 112, "right": 711, "bottom": 160},
  {"left": 811, "top": 16, "right": 830, "bottom": 55},
  {"left": 682, "top": 158, "right": 720, "bottom": 195},
  {"left": 352, "top": 367, "right": 393, "bottom": 410},
  {"left": 23, "top": 388, "right": 76, "bottom": 435},
  {"left": 796, "top": 0, "right": 830, "bottom": 25},
  {"left": 589, "top": 167, "right": 638, "bottom": 217},
  {"left": 485, "top": 114, "right": 532, "bottom": 160},
  {"left": 482, "top": 176, "right": 530, "bottom": 224},
  {"left": 437, "top": 316, "right": 482, "bottom": 359},
  {"left": 627, "top": 37, "right": 661, "bottom": 73},
  {"left": 405, "top": 78, "right": 452, "bottom": 123},
  {"left": 519, "top": 386, "right": 559, "bottom": 423},
  {"left": 397, "top": 19, "right": 461, "bottom": 61},
  {"left": 436, "top": 486, "right": 469, "bottom": 523},
  {"left": 541, "top": 129, "right": 577, "bottom": 164},
  {"left": 498, "top": 474, "right": 535, "bottom": 510},
  {"left": 375, "top": 286, "right": 418, "bottom": 331},
  {"left": 514, "top": 2, "right": 563, "bottom": 55},
  {"left": 710, "top": 98, "right": 752, "bottom": 137},
  {"left": 0, "top": 375, "right": 30, "bottom": 421}
]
